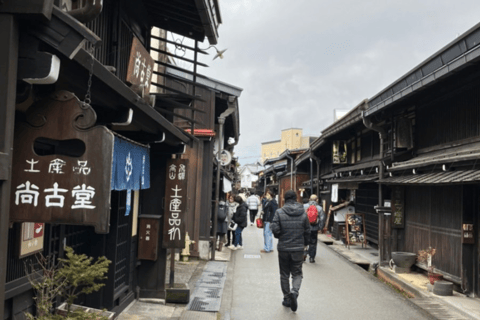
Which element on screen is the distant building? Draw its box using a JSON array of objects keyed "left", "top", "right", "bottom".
[
  {"left": 261, "top": 128, "right": 317, "bottom": 163},
  {"left": 238, "top": 162, "right": 263, "bottom": 189}
]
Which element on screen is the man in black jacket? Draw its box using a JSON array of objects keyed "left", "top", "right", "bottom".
[{"left": 270, "top": 190, "right": 311, "bottom": 312}]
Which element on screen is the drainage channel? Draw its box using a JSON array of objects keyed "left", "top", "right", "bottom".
[{"left": 187, "top": 261, "right": 227, "bottom": 312}]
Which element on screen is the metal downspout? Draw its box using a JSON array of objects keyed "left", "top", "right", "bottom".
[
  {"left": 309, "top": 156, "right": 314, "bottom": 194},
  {"left": 212, "top": 106, "right": 235, "bottom": 260},
  {"left": 311, "top": 154, "right": 321, "bottom": 196},
  {"left": 67, "top": 0, "right": 103, "bottom": 24},
  {"left": 362, "top": 110, "right": 388, "bottom": 264}
]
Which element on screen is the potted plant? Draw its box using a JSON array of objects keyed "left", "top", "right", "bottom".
[
  {"left": 25, "top": 247, "right": 112, "bottom": 320},
  {"left": 417, "top": 247, "right": 443, "bottom": 285}
]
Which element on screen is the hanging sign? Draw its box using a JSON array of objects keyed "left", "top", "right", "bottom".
[
  {"left": 9, "top": 91, "right": 114, "bottom": 234},
  {"left": 162, "top": 159, "right": 189, "bottom": 248},
  {"left": 216, "top": 150, "right": 232, "bottom": 166},
  {"left": 126, "top": 36, "right": 155, "bottom": 94},
  {"left": 331, "top": 184, "right": 339, "bottom": 203}
]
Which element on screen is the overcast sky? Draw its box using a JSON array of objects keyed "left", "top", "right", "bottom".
[{"left": 190, "top": 0, "right": 480, "bottom": 165}]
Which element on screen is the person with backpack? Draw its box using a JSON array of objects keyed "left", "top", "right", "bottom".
[
  {"left": 216, "top": 200, "right": 228, "bottom": 251},
  {"left": 271, "top": 190, "right": 311, "bottom": 312},
  {"left": 303, "top": 194, "right": 326, "bottom": 263}
]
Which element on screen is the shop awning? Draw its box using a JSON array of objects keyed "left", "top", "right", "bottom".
[
  {"left": 380, "top": 170, "right": 480, "bottom": 185},
  {"left": 111, "top": 135, "right": 150, "bottom": 190}
]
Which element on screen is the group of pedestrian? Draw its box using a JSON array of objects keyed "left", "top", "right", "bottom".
[{"left": 216, "top": 189, "right": 325, "bottom": 312}]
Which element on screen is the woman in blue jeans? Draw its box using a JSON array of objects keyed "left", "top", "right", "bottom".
[
  {"left": 229, "top": 195, "right": 248, "bottom": 250},
  {"left": 261, "top": 190, "right": 278, "bottom": 253}
]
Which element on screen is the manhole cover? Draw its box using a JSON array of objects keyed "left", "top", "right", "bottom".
[{"left": 244, "top": 254, "right": 261, "bottom": 259}]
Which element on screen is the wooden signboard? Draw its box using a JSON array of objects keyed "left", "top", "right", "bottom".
[
  {"left": 9, "top": 91, "right": 114, "bottom": 233},
  {"left": 392, "top": 187, "right": 405, "bottom": 228},
  {"left": 126, "top": 36, "right": 155, "bottom": 95},
  {"left": 138, "top": 215, "right": 160, "bottom": 261},
  {"left": 162, "top": 159, "right": 188, "bottom": 248},
  {"left": 18, "top": 222, "right": 45, "bottom": 258}
]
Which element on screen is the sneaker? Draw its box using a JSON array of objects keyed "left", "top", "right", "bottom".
[
  {"left": 309, "top": 257, "right": 315, "bottom": 263},
  {"left": 289, "top": 291, "right": 298, "bottom": 312},
  {"left": 237, "top": 245, "right": 243, "bottom": 250},
  {"left": 228, "top": 245, "right": 236, "bottom": 250}
]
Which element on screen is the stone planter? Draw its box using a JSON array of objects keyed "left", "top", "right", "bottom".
[
  {"left": 57, "top": 302, "right": 116, "bottom": 320},
  {"left": 390, "top": 252, "right": 417, "bottom": 273}
]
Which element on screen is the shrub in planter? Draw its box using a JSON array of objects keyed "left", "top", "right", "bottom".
[{"left": 25, "top": 247, "right": 111, "bottom": 320}]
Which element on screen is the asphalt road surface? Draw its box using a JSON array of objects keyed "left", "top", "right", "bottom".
[{"left": 220, "top": 224, "right": 432, "bottom": 320}]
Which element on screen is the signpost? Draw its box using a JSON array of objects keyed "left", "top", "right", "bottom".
[{"left": 163, "top": 158, "right": 188, "bottom": 287}]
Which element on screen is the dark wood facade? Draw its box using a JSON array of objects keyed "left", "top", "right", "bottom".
[{"left": 1, "top": 0, "right": 223, "bottom": 318}]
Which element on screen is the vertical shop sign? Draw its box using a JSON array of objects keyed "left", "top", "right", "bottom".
[
  {"left": 163, "top": 159, "right": 188, "bottom": 248},
  {"left": 392, "top": 187, "right": 405, "bottom": 228}
]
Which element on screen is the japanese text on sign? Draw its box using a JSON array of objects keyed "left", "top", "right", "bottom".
[{"left": 163, "top": 159, "right": 188, "bottom": 248}]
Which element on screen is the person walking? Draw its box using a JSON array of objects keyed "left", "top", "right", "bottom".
[
  {"left": 228, "top": 195, "right": 248, "bottom": 250},
  {"left": 270, "top": 190, "right": 310, "bottom": 312},
  {"left": 225, "top": 194, "right": 238, "bottom": 247},
  {"left": 260, "top": 190, "right": 277, "bottom": 253},
  {"left": 246, "top": 192, "right": 260, "bottom": 226},
  {"left": 303, "top": 194, "right": 325, "bottom": 263}
]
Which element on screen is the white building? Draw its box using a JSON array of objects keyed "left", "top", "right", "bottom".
[{"left": 238, "top": 163, "right": 263, "bottom": 189}]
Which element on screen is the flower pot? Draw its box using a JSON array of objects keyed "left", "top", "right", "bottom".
[{"left": 428, "top": 272, "right": 444, "bottom": 285}]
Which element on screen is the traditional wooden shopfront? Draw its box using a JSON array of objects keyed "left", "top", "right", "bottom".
[
  {"left": 1, "top": 0, "right": 222, "bottom": 318},
  {"left": 364, "top": 22, "right": 480, "bottom": 296}
]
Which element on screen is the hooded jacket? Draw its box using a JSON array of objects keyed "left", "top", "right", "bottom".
[{"left": 271, "top": 200, "right": 311, "bottom": 251}]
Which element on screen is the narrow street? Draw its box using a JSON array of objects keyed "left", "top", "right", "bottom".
[{"left": 220, "top": 225, "right": 432, "bottom": 320}]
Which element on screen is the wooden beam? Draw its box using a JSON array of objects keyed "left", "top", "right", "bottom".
[{"left": 0, "top": 14, "right": 19, "bottom": 318}]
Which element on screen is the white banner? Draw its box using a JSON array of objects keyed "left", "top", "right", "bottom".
[
  {"left": 331, "top": 184, "right": 338, "bottom": 203},
  {"left": 223, "top": 177, "right": 232, "bottom": 193}
]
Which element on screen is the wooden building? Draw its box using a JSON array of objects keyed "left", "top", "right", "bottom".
[
  {"left": 0, "top": 0, "right": 224, "bottom": 318},
  {"left": 363, "top": 22, "right": 480, "bottom": 296},
  {"left": 165, "top": 69, "right": 241, "bottom": 259}
]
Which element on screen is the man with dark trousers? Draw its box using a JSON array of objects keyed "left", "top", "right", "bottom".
[
  {"left": 270, "top": 190, "right": 311, "bottom": 312},
  {"left": 303, "top": 194, "right": 325, "bottom": 263}
]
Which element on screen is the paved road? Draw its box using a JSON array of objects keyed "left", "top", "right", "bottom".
[{"left": 220, "top": 225, "right": 432, "bottom": 320}]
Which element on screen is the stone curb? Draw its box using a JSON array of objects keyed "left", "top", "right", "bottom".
[{"left": 376, "top": 267, "right": 427, "bottom": 299}]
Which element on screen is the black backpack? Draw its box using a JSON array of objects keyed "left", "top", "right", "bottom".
[{"left": 217, "top": 204, "right": 227, "bottom": 221}]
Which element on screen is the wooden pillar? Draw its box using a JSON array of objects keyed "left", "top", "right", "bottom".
[
  {"left": 0, "top": 14, "right": 18, "bottom": 316},
  {"left": 137, "top": 150, "right": 168, "bottom": 298}
]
